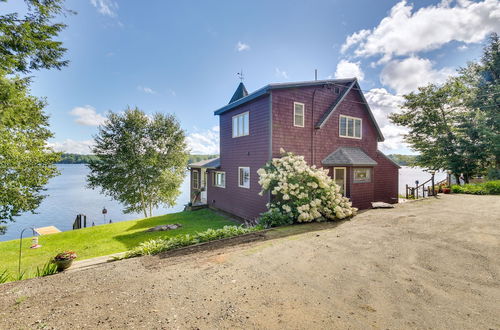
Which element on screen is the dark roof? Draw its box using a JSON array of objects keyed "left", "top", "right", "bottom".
[
  {"left": 229, "top": 82, "right": 249, "bottom": 104},
  {"left": 322, "top": 147, "right": 378, "bottom": 166},
  {"left": 214, "top": 78, "right": 355, "bottom": 116},
  {"left": 188, "top": 157, "right": 220, "bottom": 169},
  {"left": 315, "top": 80, "right": 384, "bottom": 142}
]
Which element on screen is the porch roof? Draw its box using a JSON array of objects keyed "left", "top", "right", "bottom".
[
  {"left": 322, "top": 147, "right": 377, "bottom": 166},
  {"left": 188, "top": 157, "right": 220, "bottom": 169}
]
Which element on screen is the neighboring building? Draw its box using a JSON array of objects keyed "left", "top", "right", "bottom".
[{"left": 189, "top": 78, "right": 399, "bottom": 222}]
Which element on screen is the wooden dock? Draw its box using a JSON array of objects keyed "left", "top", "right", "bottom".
[{"left": 34, "top": 226, "right": 61, "bottom": 235}]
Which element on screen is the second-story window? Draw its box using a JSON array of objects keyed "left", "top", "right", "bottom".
[
  {"left": 232, "top": 112, "right": 249, "bottom": 138},
  {"left": 339, "top": 115, "right": 362, "bottom": 139},
  {"left": 238, "top": 167, "right": 250, "bottom": 188},
  {"left": 293, "top": 102, "right": 305, "bottom": 127}
]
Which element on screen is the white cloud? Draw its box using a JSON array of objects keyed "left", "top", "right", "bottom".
[
  {"left": 137, "top": 85, "right": 156, "bottom": 94},
  {"left": 70, "top": 105, "right": 107, "bottom": 126},
  {"left": 457, "top": 44, "right": 468, "bottom": 51},
  {"left": 380, "top": 56, "right": 454, "bottom": 94},
  {"left": 90, "top": 0, "right": 118, "bottom": 17},
  {"left": 236, "top": 41, "right": 250, "bottom": 52},
  {"left": 341, "top": 0, "right": 500, "bottom": 61},
  {"left": 48, "top": 139, "right": 95, "bottom": 154},
  {"left": 364, "top": 88, "right": 408, "bottom": 151},
  {"left": 186, "top": 126, "right": 220, "bottom": 154},
  {"left": 274, "top": 67, "right": 289, "bottom": 79},
  {"left": 334, "top": 60, "right": 365, "bottom": 80}
]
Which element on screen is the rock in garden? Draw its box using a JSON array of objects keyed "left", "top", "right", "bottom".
[
  {"left": 371, "top": 202, "right": 395, "bottom": 209},
  {"left": 146, "top": 224, "right": 182, "bottom": 232}
]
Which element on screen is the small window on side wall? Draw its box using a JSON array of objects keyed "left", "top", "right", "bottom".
[
  {"left": 213, "top": 172, "right": 225, "bottom": 188},
  {"left": 232, "top": 112, "right": 249, "bottom": 138},
  {"left": 353, "top": 168, "right": 371, "bottom": 183},
  {"left": 293, "top": 102, "right": 305, "bottom": 127},
  {"left": 238, "top": 167, "right": 250, "bottom": 188}
]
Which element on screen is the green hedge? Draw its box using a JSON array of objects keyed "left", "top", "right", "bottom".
[
  {"left": 451, "top": 180, "right": 500, "bottom": 195},
  {"left": 125, "top": 225, "right": 259, "bottom": 258}
]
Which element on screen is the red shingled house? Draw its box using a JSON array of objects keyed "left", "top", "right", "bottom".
[{"left": 189, "top": 78, "right": 399, "bottom": 222}]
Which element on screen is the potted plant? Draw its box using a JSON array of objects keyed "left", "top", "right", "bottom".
[
  {"left": 53, "top": 251, "right": 77, "bottom": 271},
  {"left": 442, "top": 186, "right": 451, "bottom": 194}
]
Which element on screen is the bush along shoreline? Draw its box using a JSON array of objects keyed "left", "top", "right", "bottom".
[{"left": 451, "top": 180, "right": 500, "bottom": 195}]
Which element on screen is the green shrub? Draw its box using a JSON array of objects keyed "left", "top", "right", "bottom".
[
  {"left": 34, "top": 261, "right": 59, "bottom": 277},
  {"left": 259, "top": 209, "right": 294, "bottom": 228},
  {"left": 125, "top": 225, "right": 259, "bottom": 258},
  {"left": 451, "top": 180, "right": 500, "bottom": 195}
]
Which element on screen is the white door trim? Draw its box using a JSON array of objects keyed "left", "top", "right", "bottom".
[{"left": 333, "top": 167, "right": 347, "bottom": 195}]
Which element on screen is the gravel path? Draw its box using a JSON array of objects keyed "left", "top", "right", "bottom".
[{"left": 0, "top": 194, "right": 499, "bottom": 329}]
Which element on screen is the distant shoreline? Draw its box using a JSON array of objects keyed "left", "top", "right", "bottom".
[{"left": 56, "top": 153, "right": 220, "bottom": 165}]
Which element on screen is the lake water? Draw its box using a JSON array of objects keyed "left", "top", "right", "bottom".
[{"left": 0, "top": 164, "right": 444, "bottom": 242}]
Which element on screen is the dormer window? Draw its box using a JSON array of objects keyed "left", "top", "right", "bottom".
[
  {"left": 339, "top": 115, "right": 362, "bottom": 139},
  {"left": 293, "top": 102, "right": 305, "bottom": 127},
  {"left": 232, "top": 112, "right": 249, "bottom": 138}
]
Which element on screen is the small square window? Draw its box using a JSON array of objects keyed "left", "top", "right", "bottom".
[
  {"left": 353, "top": 168, "right": 371, "bottom": 183},
  {"left": 213, "top": 172, "right": 225, "bottom": 188}
]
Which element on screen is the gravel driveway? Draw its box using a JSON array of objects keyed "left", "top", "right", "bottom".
[{"left": 0, "top": 194, "right": 499, "bottom": 329}]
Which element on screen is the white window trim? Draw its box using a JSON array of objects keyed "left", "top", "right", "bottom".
[
  {"left": 232, "top": 111, "right": 249, "bottom": 138},
  {"left": 192, "top": 170, "right": 199, "bottom": 189},
  {"left": 333, "top": 167, "right": 347, "bottom": 194},
  {"left": 353, "top": 168, "right": 372, "bottom": 183},
  {"left": 293, "top": 102, "right": 305, "bottom": 127},
  {"left": 238, "top": 166, "right": 250, "bottom": 189},
  {"left": 339, "top": 115, "right": 362, "bottom": 139},
  {"left": 213, "top": 171, "right": 226, "bottom": 188}
]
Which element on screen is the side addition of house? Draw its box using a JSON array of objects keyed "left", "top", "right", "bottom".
[{"left": 189, "top": 78, "right": 400, "bottom": 222}]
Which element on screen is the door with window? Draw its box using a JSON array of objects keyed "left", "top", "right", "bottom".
[{"left": 333, "top": 167, "right": 346, "bottom": 195}]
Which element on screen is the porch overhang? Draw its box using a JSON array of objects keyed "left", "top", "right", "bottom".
[
  {"left": 322, "top": 147, "right": 377, "bottom": 167},
  {"left": 188, "top": 157, "right": 220, "bottom": 169}
]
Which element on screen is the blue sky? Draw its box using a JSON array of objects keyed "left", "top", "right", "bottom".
[{"left": 2, "top": 0, "right": 499, "bottom": 154}]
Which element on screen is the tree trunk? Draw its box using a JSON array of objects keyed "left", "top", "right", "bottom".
[{"left": 454, "top": 174, "right": 461, "bottom": 186}]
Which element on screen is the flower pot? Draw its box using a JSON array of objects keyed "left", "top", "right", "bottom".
[
  {"left": 54, "top": 259, "right": 73, "bottom": 271},
  {"left": 442, "top": 188, "right": 451, "bottom": 194}
]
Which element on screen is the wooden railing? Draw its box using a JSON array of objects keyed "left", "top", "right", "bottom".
[{"left": 405, "top": 173, "right": 437, "bottom": 199}]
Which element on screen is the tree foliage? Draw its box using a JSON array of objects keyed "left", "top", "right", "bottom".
[
  {"left": 0, "top": 0, "right": 71, "bottom": 74},
  {"left": 390, "top": 34, "right": 499, "bottom": 183},
  {"left": 0, "top": 75, "right": 60, "bottom": 229},
  {"left": 87, "top": 108, "right": 189, "bottom": 218}
]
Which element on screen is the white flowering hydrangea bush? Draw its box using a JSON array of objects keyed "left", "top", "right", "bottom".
[{"left": 258, "top": 149, "right": 357, "bottom": 227}]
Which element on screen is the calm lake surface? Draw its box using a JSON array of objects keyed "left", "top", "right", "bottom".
[{"left": 1, "top": 164, "right": 444, "bottom": 241}]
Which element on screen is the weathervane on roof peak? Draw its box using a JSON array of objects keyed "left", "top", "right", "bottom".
[{"left": 237, "top": 69, "right": 244, "bottom": 82}]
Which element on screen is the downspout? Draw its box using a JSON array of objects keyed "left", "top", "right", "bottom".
[
  {"left": 268, "top": 92, "right": 273, "bottom": 206},
  {"left": 311, "top": 88, "right": 319, "bottom": 165}
]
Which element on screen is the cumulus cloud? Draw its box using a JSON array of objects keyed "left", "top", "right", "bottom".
[
  {"left": 334, "top": 60, "right": 365, "bottom": 81},
  {"left": 380, "top": 56, "right": 454, "bottom": 94},
  {"left": 236, "top": 41, "right": 250, "bottom": 52},
  {"left": 341, "top": 0, "right": 500, "bottom": 61},
  {"left": 186, "top": 126, "right": 220, "bottom": 154},
  {"left": 90, "top": 0, "right": 118, "bottom": 17},
  {"left": 48, "top": 139, "right": 95, "bottom": 154},
  {"left": 275, "top": 67, "right": 289, "bottom": 79},
  {"left": 70, "top": 105, "right": 107, "bottom": 126},
  {"left": 364, "top": 88, "right": 408, "bottom": 151},
  {"left": 137, "top": 85, "right": 156, "bottom": 94}
]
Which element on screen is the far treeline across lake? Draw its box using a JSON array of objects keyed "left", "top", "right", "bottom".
[
  {"left": 57, "top": 153, "right": 417, "bottom": 166},
  {"left": 57, "top": 153, "right": 220, "bottom": 165}
]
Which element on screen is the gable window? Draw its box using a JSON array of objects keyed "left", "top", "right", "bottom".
[
  {"left": 293, "top": 102, "right": 305, "bottom": 127},
  {"left": 339, "top": 115, "right": 362, "bottom": 139},
  {"left": 192, "top": 170, "right": 199, "bottom": 189},
  {"left": 353, "top": 168, "right": 371, "bottom": 183},
  {"left": 213, "top": 171, "right": 226, "bottom": 188},
  {"left": 238, "top": 167, "right": 250, "bottom": 188},
  {"left": 232, "top": 112, "right": 249, "bottom": 137}
]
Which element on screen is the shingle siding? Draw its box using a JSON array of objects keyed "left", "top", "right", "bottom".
[{"left": 207, "top": 95, "right": 270, "bottom": 221}]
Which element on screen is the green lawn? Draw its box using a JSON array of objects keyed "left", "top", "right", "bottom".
[{"left": 0, "top": 209, "right": 235, "bottom": 281}]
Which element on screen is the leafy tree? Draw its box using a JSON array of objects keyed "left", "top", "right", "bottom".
[
  {"left": 0, "top": 0, "right": 71, "bottom": 74},
  {"left": 0, "top": 0, "right": 69, "bottom": 233},
  {"left": 390, "top": 36, "right": 499, "bottom": 183},
  {"left": 87, "top": 108, "right": 189, "bottom": 218},
  {"left": 0, "top": 75, "right": 60, "bottom": 231}
]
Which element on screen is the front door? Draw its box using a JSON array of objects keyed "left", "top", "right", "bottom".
[
  {"left": 200, "top": 170, "right": 208, "bottom": 203},
  {"left": 333, "top": 167, "right": 346, "bottom": 195}
]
